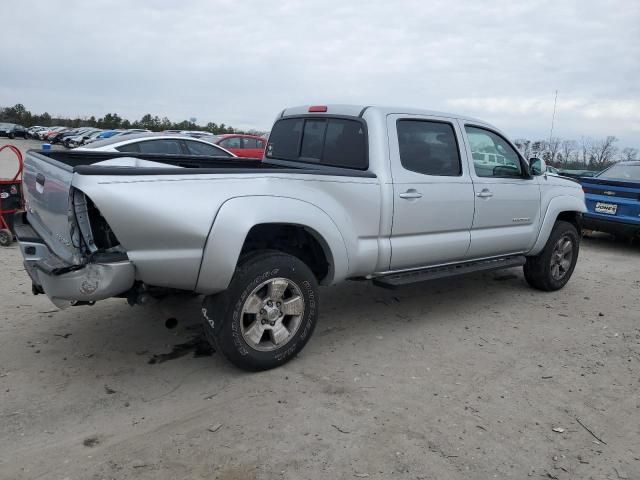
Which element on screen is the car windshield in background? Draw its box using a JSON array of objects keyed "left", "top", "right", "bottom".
[
  {"left": 266, "top": 117, "right": 367, "bottom": 170},
  {"left": 597, "top": 163, "right": 640, "bottom": 181}
]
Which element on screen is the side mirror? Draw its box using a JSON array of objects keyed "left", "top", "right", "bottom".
[{"left": 530, "top": 157, "right": 547, "bottom": 176}]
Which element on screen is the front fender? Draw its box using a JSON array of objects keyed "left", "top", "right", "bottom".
[
  {"left": 195, "top": 195, "right": 349, "bottom": 295},
  {"left": 528, "top": 195, "right": 587, "bottom": 255}
]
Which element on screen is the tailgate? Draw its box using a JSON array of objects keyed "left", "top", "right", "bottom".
[{"left": 23, "top": 151, "right": 82, "bottom": 265}]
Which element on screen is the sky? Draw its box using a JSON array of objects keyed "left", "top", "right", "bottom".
[{"left": 1, "top": 0, "right": 639, "bottom": 147}]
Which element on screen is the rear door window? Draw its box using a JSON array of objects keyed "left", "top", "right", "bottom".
[
  {"left": 219, "top": 137, "right": 242, "bottom": 149},
  {"left": 136, "top": 139, "right": 183, "bottom": 154},
  {"left": 116, "top": 142, "right": 140, "bottom": 153},
  {"left": 185, "top": 140, "right": 232, "bottom": 157},
  {"left": 397, "top": 120, "right": 461, "bottom": 176},
  {"left": 266, "top": 117, "right": 367, "bottom": 169},
  {"left": 242, "top": 137, "right": 259, "bottom": 149}
]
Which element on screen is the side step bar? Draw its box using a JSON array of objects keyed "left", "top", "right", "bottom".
[{"left": 373, "top": 255, "right": 526, "bottom": 288}]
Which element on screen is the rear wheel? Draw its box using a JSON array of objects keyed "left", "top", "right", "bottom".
[
  {"left": 202, "top": 251, "right": 319, "bottom": 371},
  {"left": 524, "top": 220, "right": 579, "bottom": 291}
]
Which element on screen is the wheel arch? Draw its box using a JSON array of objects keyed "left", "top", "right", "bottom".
[
  {"left": 196, "top": 196, "right": 349, "bottom": 294},
  {"left": 528, "top": 195, "right": 586, "bottom": 256}
]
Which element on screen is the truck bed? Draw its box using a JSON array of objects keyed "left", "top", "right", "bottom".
[{"left": 30, "top": 150, "right": 376, "bottom": 178}]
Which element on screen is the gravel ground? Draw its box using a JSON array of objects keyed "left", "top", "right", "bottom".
[
  {"left": 0, "top": 138, "right": 52, "bottom": 179},
  {"left": 0, "top": 138, "right": 639, "bottom": 480}
]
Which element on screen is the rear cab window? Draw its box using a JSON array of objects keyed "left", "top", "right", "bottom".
[{"left": 266, "top": 116, "right": 367, "bottom": 170}]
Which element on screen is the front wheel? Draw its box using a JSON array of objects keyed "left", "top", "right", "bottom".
[
  {"left": 524, "top": 220, "right": 580, "bottom": 291},
  {"left": 202, "top": 251, "right": 319, "bottom": 371}
]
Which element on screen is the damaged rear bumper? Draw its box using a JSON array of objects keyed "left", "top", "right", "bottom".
[{"left": 14, "top": 214, "right": 135, "bottom": 306}]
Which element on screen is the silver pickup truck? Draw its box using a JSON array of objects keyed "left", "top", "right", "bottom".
[{"left": 15, "top": 104, "right": 586, "bottom": 370}]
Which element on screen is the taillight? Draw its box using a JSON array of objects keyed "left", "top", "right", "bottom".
[{"left": 308, "top": 105, "right": 328, "bottom": 112}]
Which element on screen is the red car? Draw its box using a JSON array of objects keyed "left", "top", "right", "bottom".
[{"left": 212, "top": 134, "right": 266, "bottom": 158}]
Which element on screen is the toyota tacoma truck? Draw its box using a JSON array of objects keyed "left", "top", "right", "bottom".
[{"left": 15, "top": 105, "right": 586, "bottom": 371}]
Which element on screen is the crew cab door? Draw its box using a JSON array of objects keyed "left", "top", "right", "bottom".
[
  {"left": 459, "top": 122, "right": 541, "bottom": 258},
  {"left": 388, "top": 115, "right": 475, "bottom": 270}
]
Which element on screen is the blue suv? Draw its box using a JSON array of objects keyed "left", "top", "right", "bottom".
[{"left": 580, "top": 161, "right": 640, "bottom": 239}]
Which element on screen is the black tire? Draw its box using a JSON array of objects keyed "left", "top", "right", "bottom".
[
  {"left": 524, "top": 220, "right": 580, "bottom": 291},
  {"left": 202, "top": 250, "right": 319, "bottom": 371},
  {"left": 8, "top": 132, "right": 14, "bottom": 139},
  {"left": 0, "top": 229, "right": 13, "bottom": 247}
]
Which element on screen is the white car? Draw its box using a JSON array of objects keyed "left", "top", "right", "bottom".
[
  {"left": 180, "top": 130, "right": 215, "bottom": 139},
  {"left": 113, "top": 129, "right": 152, "bottom": 137},
  {"left": 38, "top": 126, "right": 67, "bottom": 140},
  {"left": 65, "top": 129, "right": 103, "bottom": 148},
  {"left": 75, "top": 133, "right": 236, "bottom": 157}
]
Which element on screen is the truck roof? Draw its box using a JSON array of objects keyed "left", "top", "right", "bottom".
[{"left": 280, "top": 104, "right": 492, "bottom": 128}]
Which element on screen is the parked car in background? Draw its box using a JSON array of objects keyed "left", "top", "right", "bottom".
[
  {"left": 0, "top": 123, "right": 28, "bottom": 139},
  {"left": 75, "top": 133, "right": 236, "bottom": 157},
  {"left": 69, "top": 129, "right": 104, "bottom": 147},
  {"left": 45, "top": 127, "right": 70, "bottom": 142},
  {"left": 51, "top": 127, "right": 93, "bottom": 145},
  {"left": 38, "top": 126, "right": 67, "bottom": 141},
  {"left": 113, "top": 129, "right": 151, "bottom": 137},
  {"left": 34, "top": 127, "right": 52, "bottom": 140},
  {"left": 96, "top": 130, "right": 124, "bottom": 140},
  {"left": 27, "top": 126, "right": 47, "bottom": 138},
  {"left": 559, "top": 169, "right": 598, "bottom": 179},
  {"left": 181, "top": 130, "right": 215, "bottom": 139},
  {"left": 580, "top": 161, "right": 640, "bottom": 239},
  {"left": 212, "top": 134, "right": 266, "bottom": 158},
  {"left": 35, "top": 128, "right": 54, "bottom": 140},
  {"left": 62, "top": 128, "right": 102, "bottom": 148}
]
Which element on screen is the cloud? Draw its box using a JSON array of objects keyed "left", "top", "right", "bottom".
[
  {"left": 447, "top": 96, "right": 640, "bottom": 143},
  {"left": 1, "top": 0, "right": 639, "bottom": 146},
  {"left": 448, "top": 96, "right": 640, "bottom": 119}
]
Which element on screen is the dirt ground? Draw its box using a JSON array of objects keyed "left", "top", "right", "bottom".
[{"left": 0, "top": 138, "right": 639, "bottom": 480}]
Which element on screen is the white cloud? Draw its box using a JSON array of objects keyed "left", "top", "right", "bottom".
[
  {"left": 448, "top": 96, "right": 640, "bottom": 119},
  {"left": 447, "top": 96, "right": 640, "bottom": 143},
  {"left": 1, "top": 0, "right": 639, "bottom": 146}
]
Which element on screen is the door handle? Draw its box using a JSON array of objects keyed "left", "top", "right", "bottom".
[
  {"left": 399, "top": 190, "right": 422, "bottom": 199},
  {"left": 476, "top": 189, "right": 493, "bottom": 198}
]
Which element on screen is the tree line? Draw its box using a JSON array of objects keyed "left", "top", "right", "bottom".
[
  {"left": 514, "top": 136, "right": 637, "bottom": 171},
  {"left": 2, "top": 103, "right": 637, "bottom": 169},
  {"left": 0, "top": 103, "right": 256, "bottom": 135}
]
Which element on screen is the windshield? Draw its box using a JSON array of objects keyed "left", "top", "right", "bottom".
[{"left": 597, "top": 163, "right": 640, "bottom": 181}]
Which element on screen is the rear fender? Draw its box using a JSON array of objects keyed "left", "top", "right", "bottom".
[
  {"left": 528, "top": 195, "right": 586, "bottom": 255},
  {"left": 196, "top": 196, "right": 349, "bottom": 294}
]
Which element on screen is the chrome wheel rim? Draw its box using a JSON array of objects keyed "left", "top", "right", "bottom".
[
  {"left": 240, "top": 277, "right": 305, "bottom": 352},
  {"left": 550, "top": 234, "right": 573, "bottom": 280}
]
